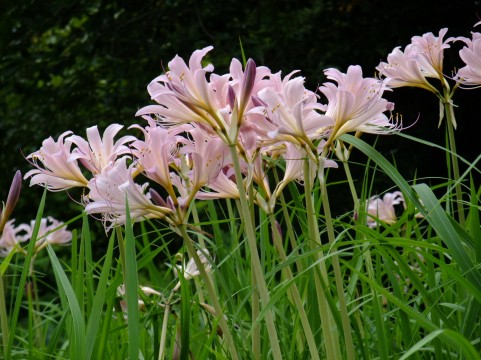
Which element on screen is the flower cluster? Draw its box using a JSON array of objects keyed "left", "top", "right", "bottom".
[
  {"left": 376, "top": 23, "right": 481, "bottom": 127},
  {"left": 25, "top": 47, "right": 396, "bottom": 229}
]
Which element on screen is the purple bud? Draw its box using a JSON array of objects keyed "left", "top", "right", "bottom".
[
  {"left": 0, "top": 170, "right": 22, "bottom": 232},
  {"left": 240, "top": 59, "right": 257, "bottom": 109},
  {"left": 227, "top": 85, "right": 236, "bottom": 109},
  {"left": 149, "top": 188, "right": 167, "bottom": 207}
]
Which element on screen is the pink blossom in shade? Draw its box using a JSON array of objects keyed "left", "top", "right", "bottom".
[
  {"left": 377, "top": 29, "right": 453, "bottom": 91},
  {"left": 366, "top": 191, "right": 405, "bottom": 228},
  {"left": 84, "top": 157, "right": 173, "bottom": 229},
  {"left": 456, "top": 30, "right": 481, "bottom": 86},
  {"left": 67, "top": 124, "right": 137, "bottom": 175},
  {"left": 25, "top": 131, "right": 89, "bottom": 191},
  {"left": 320, "top": 65, "right": 397, "bottom": 143},
  {"left": 14, "top": 216, "right": 72, "bottom": 252},
  {"left": 0, "top": 220, "right": 27, "bottom": 256},
  {"left": 253, "top": 71, "right": 333, "bottom": 145}
]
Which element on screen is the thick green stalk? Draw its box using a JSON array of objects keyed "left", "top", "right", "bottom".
[
  {"left": 268, "top": 212, "right": 320, "bottom": 360},
  {"left": 319, "top": 165, "right": 355, "bottom": 360},
  {"left": 228, "top": 144, "right": 282, "bottom": 359},
  {"left": 444, "top": 100, "right": 465, "bottom": 226},
  {"left": 303, "top": 159, "right": 341, "bottom": 359},
  {"left": 178, "top": 223, "right": 239, "bottom": 360}
]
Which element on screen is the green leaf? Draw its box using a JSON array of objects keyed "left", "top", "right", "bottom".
[{"left": 47, "top": 243, "right": 86, "bottom": 359}]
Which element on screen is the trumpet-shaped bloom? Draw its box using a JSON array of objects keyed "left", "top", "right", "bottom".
[
  {"left": 456, "top": 25, "right": 481, "bottom": 86},
  {"left": 366, "top": 191, "right": 404, "bottom": 228},
  {"left": 0, "top": 220, "right": 26, "bottom": 256},
  {"left": 180, "top": 127, "right": 229, "bottom": 193},
  {"left": 16, "top": 216, "right": 72, "bottom": 252},
  {"left": 25, "top": 131, "right": 89, "bottom": 191},
  {"left": 173, "top": 249, "right": 212, "bottom": 291},
  {"left": 67, "top": 124, "right": 136, "bottom": 175},
  {"left": 85, "top": 157, "right": 173, "bottom": 229},
  {"left": 377, "top": 28, "right": 453, "bottom": 91},
  {"left": 320, "top": 66, "right": 396, "bottom": 143},
  {"left": 253, "top": 71, "right": 333, "bottom": 145},
  {"left": 130, "top": 125, "right": 181, "bottom": 198}
]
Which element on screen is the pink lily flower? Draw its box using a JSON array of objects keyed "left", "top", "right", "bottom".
[
  {"left": 377, "top": 28, "right": 453, "bottom": 92},
  {"left": 456, "top": 23, "right": 481, "bottom": 86},
  {"left": 25, "top": 131, "right": 89, "bottom": 191},
  {"left": 366, "top": 191, "right": 404, "bottom": 228},
  {"left": 253, "top": 71, "right": 333, "bottom": 146},
  {"left": 84, "top": 157, "right": 173, "bottom": 229},
  {"left": 16, "top": 216, "right": 72, "bottom": 252},
  {"left": 67, "top": 124, "right": 136, "bottom": 175},
  {"left": 179, "top": 127, "right": 229, "bottom": 194},
  {"left": 130, "top": 124, "right": 182, "bottom": 199},
  {"left": 320, "top": 66, "right": 396, "bottom": 145},
  {"left": 0, "top": 220, "right": 27, "bottom": 256}
]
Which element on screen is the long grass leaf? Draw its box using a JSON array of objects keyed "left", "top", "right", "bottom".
[
  {"left": 6, "top": 188, "right": 46, "bottom": 359},
  {"left": 124, "top": 200, "right": 140, "bottom": 360},
  {"left": 47, "top": 243, "right": 86, "bottom": 359},
  {"left": 85, "top": 230, "right": 115, "bottom": 360}
]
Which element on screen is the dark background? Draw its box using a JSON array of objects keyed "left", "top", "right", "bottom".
[{"left": 1, "top": 0, "right": 480, "bottom": 223}]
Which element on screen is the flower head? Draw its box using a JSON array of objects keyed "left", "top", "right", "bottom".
[
  {"left": 25, "top": 131, "right": 89, "bottom": 191},
  {"left": 456, "top": 24, "right": 481, "bottom": 86},
  {"left": 67, "top": 124, "right": 136, "bottom": 175},
  {"left": 320, "top": 65, "right": 396, "bottom": 146},
  {"left": 377, "top": 28, "right": 453, "bottom": 92},
  {"left": 366, "top": 191, "right": 404, "bottom": 228},
  {"left": 84, "top": 157, "right": 173, "bottom": 230}
]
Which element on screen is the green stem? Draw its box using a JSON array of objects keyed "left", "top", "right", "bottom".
[
  {"left": 228, "top": 144, "right": 282, "bottom": 359},
  {"left": 342, "top": 160, "right": 360, "bottom": 214},
  {"left": 0, "top": 272, "right": 9, "bottom": 357},
  {"left": 158, "top": 293, "right": 174, "bottom": 360},
  {"left": 268, "top": 212, "right": 320, "bottom": 360},
  {"left": 444, "top": 100, "right": 465, "bottom": 226},
  {"left": 303, "top": 159, "right": 341, "bottom": 359},
  {"left": 318, "top": 162, "right": 356, "bottom": 360},
  {"left": 178, "top": 223, "right": 239, "bottom": 360}
]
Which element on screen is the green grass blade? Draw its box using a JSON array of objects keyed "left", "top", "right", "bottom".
[
  {"left": 85, "top": 230, "right": 115, "bottom": 360},
  {"left": 341, "top": 134, "right": 481, "bottom": 289},
  {"left": 47, "top": 243, "right": 86, "bottom": 359},
  {"left": 124, "top": 200, "right": 140, "bottom": 360},
  {"left": 6, "top": 187, "right": 47, "bottom": 359}
]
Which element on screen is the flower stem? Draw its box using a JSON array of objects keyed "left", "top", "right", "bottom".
[
  {"left": 178, "top": 223, "right": 239, "bottom": 360},
  {"left": 228, "top": 144, "right": 282, "bottom": 359},
  {"left": 318, "top": 163, "right": 356, "bottom": 360},
  {"left": 158, "top": 292, "right": 174, "bottom": 360},
  {"left": 444, "top": 100, "right": 465, "bottom": 226},
  {"left": 268, "top": 211, "right": 320, "bottom": 360},
  {"left": 303, "top": 159, "right": 341, "bottom": 359}
]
